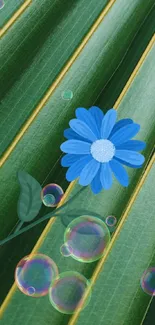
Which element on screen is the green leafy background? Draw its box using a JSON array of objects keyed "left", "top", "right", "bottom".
[
  {"left": 0, "top": 0, "right": 155, "bottom": 324},
  {"left": 0, "top": 0, "right": 24, "bottom": 28}
]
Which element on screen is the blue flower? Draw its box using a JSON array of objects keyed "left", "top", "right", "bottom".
[{"left": 60, "top": 107, "right": 146, "bottom": 194}]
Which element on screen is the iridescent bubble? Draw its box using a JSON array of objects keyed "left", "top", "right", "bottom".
[
  {"left": 61, "top": 90, "right": 73, "bottom": 100},
  {"left": 60, "top": 243, "right": 73, "bottom": 257},
  {"left": 63, "top": 215, "right": 110, "bottom": 263},
  {"left": 105, "top": 215, "right": 117, "bottom": 227},
  {"left": 140, "top": 267, "right": 155, "bottom": 296},
  {"left": 27, "top": 286, "right": 35, "bottom": 295},
  {"left": 49, "top": 271, "right": 91, "bottom": 314},
  {"left": 41, "top": 184, "right": 64, "bottom": 207},
  {"left": 15, "top": 254, "right": 58, "bottom": 297},
  {"left": 0, "top": 0, "right": 4, "bottom": 9}
]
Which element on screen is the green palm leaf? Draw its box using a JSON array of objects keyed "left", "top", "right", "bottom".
[
  {"left": 0, "top": 0, "right": 154, "bottom": 240},
  {"left": 0, "top": 31, "right": 154, "bottom": 325},
  {"left": 0, "top": 0, "right": 155, "bottom": 309}
]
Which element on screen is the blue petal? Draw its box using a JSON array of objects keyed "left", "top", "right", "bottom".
[
  {"left": 64, "top": 128, "right": 78, "bottom": 139},
  {"left": 109, "top": 159, "right": 129, "bottom": 187},
  {"left": 69, "top": 119, "right": 97, "bottom": 142},
  {"left": 79, "top": 159, "right": 100, "bottom": 186},
  {"left": 109, "top": 118, "right": 133, "bottom": 138},
  {"left": 114, "top": 150, "right": 145, "bottom": 166},
  {"left": 101, "top": 108, "right": 117, "bottom": 139},
  {"left": 116, "top": 140, "right": 146, "bottom": 151},
  {"left": 66, "top": 155, "right": 92, "bottom": 181},
  {"left": 89, "top": 106, "right": 104, "bottom": 131},
  {"left": 91, "top": 167, "right": 103, "bottom": 194},
  {"left": 113, "top": 157, "right": 143, "bottom": 169},
  {"left": 64, "top": 128, "right": 91, "bottom": 142},
  {"left": 60, "top": 140, "right": 91, "bottom": 154},
  {"left": 61, "top": 154, "right": 86, "bottom": 167},
  {"left": 110, "top": 123, "right": 140, "bottom": 146},
  {"left": 100, "top": 163, "right": 112, "bottom": 190},
  {"left": 75, "top": 107, "right": 100, "bottom": 138}
]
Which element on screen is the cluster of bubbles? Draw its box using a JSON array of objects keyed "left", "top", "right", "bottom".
[
  {"left": 15, "top": 213, "right": 114, "bottom": 313},
  {"left": 16, "top": 178, "right": 153, "bottom": 311},
  {"left": 141, "top": 267, "right": 155, "bottom": 296},
  {"left": 15, "top": 207, "right": 155, "bottom": 313},
  {"left": 15, "top": 180, "right": 119, "bottom": 314},
  {"left": 15, "top": 253, "right": 91, "bottom": 314},
  {"left": 41, "top": 183, "right": 64, "bottom": 207}
]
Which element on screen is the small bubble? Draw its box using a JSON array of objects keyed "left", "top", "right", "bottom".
[
  {"left": 105, "top": 215, "right": 117, "bottom": 227},
  {"left": 43, "top": 194, "right": 55, "bottom": 206},
  {"left": 60, "top": 243, "right": 73, "bottom": 257},
  {"left": 61, "top": 90, "right": 73, "bottom": 101},
  {"left": 27, "top": 287, "right": 35, "bottom": 296},
  {"left": 41, "top": 184, "right": 64, "bottom": 207}
]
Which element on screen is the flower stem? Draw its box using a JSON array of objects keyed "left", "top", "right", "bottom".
[
  {"left": 0, "top": 186, "right": 86, "bottom": 246},
  {"left": 14, "top": 221, "right": 24, "bottom": 233},
  {"left": 0, "top": 211, "right": 66, "bottom": 245}
]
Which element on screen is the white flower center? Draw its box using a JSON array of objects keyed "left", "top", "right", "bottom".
[{"left": 90, "top": 139, "right": 115, "bottom": 163}]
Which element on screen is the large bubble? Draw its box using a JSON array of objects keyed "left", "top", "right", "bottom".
[
  {"left": 61, "top": 215, "right": 110, "bottom": 263},
  {"left": 15, "top": 254, "right": 58, "bottom": 297},
  {"left": 49, "top": 271, "right": 91, "bottom": 314}
]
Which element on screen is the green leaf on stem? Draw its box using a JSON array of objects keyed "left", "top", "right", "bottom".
[{"left": 17, "top": 170, "right": 42, "bottom": 222}]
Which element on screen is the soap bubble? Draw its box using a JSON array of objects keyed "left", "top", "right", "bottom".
[
  {"left": 62, "top": 215, "right": 110, "bottom": 263},
  {"left": 60, "top": 243, "right": 73, "bottom": 257},
  {"left": 15, "top": 254, "right": 58, "bottom": 297},
  {"left": 27, "top": 286, "right": 35, "bottom": 295},
  {"left": 41, "top": 184, "right": 64, "bottom": 207},
  {"left": 140, "top": 267, "right": 155, "bottom": 296},
  {"left": 0, "top": 0, "right": 4, "bottom": 9},
  {"left": 105, "top": 215, "right": 117, "bottom": 227},
  {"left": 49, "top": 271, "right": 91, "bottom": 314},
  {"left": 61, "top": 90, "right": 73, "bottom": 100}
]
